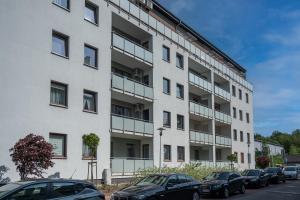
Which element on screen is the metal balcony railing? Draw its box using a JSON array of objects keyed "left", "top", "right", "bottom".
[
  {"left": 190, "top": 130, "right": 213, "bottom": 145},
  {"left": 112, "top": 32, "right": 153, "bottom": 64},
  {"left": 189, "top": 101, "right": 213, "bottom": 119},
  {"left": 112, "top": 73, "right": 153, "bottom": 100},
  {"left": 111, "top": 157, "right": 154, "bottom": 175},
  {"left": 189, "top": 72, "right": 212, "bottom": 92},
  {"left": 111, "top": 114, "right": 154, "bottom": 135}
]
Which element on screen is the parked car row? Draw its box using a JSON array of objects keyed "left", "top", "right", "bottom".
[{"left": 0, "top": 166, "right": 299, "bottom": 200}]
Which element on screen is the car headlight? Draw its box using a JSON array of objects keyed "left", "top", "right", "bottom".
[
  {"left": 133, "top": 194, "right": 146, "bottom": 200},
  {"left": 212, "top": 185, "right": 222, "bottom": 190}
]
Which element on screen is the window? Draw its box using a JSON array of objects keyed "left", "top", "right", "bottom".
[
  {"left": 167, "top": 175, "right": 178, "bottom": 186},
  {"left": 164, "top": 145, "right": 171, "bottom": 161},
  {"left": 248, "top": 153, "right": 251, "bottom": 164},
  {"left": 82, "top": 141, "right": 96, "bottom": 159},
  {"left": 162, "top": 46, "right": 170, "bottom": 62},
  {"left": 240, "top": 131, "right": 244, "bottom": 142},
  {"left": 7, "top": 183, "right": 48, "bottom": 199},
  {"left": 176, "top": 84, "right": 184, "bottom": 99},
  {"left": 84, "top": 1, "right": 98, "bottom": 25},
  {"left": 83, "top": 90, "right": 97, "bottom": 113},
  {"left": 246, "top": 113, "right": 250, "bottom": 123},
  {"left": 53, "top": 0, "right": 70, "bottom": 10},
  {"left": 233, "top": 107, "right": 237, "bottom": 118},
  {"left": 239, "top": 110, "right": 243, "bottom": 121},
  {"left": 52, "top": 182, "right": 84, "bottom": 198},
  {"left": 163, "top": 111, "right": 171, "bottom": 127},
  {"left": 239, "top": 89, "right": 242, "bottom": 100},
  {"left": 52, "top": 31, "right": 69, "bottom": 58},
  {"left": 163, "top": 78, "right": 170, "bottom": 94},
  {"left": 241, "top": 152, "right": 245, "bottom": 163},
  {"left": 84, "top": 44, "right": 98, "bottom": 68},
  {"left": 234, "top": 152, "right": 238, "bottom": 163},
  {"left": 142, "top": 144, "right": 150, "bottom": 159},
  {"left": 127, "top": 143, "right": 135, "bottom": 158},
  {"left": 177, "top": 115, "right": 184, "bottom": 130},
  {"left": 177, "top": 146, "right": 185, "bottom": 161},
  {"left": 176, "top": 53, "right": 184, "bottom": 69},
  {"left": 50, "top": 81, "right": 68, "bottom": 107},
  {"left": 246, "top": 93, "right": 249, "bottom": 103},
  {"left": 247, "top": 133, "right": 250, "bottom": 144},
  {"left": 49, "top": 133, "right": 67, "bottom": 158},
  {"left": 194, "top": 150, "right": 200, "bottom": 160},
  {"left": 233, "top": 129, "right": 237, "bottom": 141},
  {"left": 232, "top": 85, "right": 236, "bottom": 96}
]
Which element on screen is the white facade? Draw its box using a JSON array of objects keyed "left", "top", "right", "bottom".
[
  {"left": 0, "top": 0, "right": 254, "bottom": 181},
  {"left": 255, "top": 141, "right": 284, "bottom": 156}
]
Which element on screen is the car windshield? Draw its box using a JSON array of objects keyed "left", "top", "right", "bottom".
[
  {"left": 285, "top": 167, "right": 296, "bottom": 171},
  {"left": 0, "top": 183, "right": 21, "bottom": 197},
  {"left": 136, "top": 175, "right": 168, "bottom": 186},
  {"left": 266, "top": 168, "right": 279, "bottom": 173},
  {"left": 242, "top": 170, "right": 260, "bottom": 176},
  {"left": 204, "top": 172, "right": 230, "bottom": 180}
]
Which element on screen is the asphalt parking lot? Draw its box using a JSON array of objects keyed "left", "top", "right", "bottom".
[{"left": 201, "top": 180, "right": 300, "bottom": 200}]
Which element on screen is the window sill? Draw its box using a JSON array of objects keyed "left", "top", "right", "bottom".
[
  {"left": 176, "top": 66, "right": 184, "bottom": 70},
  {"left": 176, "top": 96, "right": 184, "bottom": 100},
  {"left": 177, "top": 128, "right": 185, "bottom": 131},
  {"left": 177, "top": 160, "right": 185, "bottom": 162},
  {"left": 52, "top": 156, "right": 67, "bottom": 160},
  {"left": 51, "top": 52, "right": 69, "bottom": 59},
  {"left": 163, "top": 92, "right": 171, "bottom": 95},
  {"left": 164, "top": 160, "right": 171, "bottom": 162},
  {"left": 163, "top": 125, "right": 171, "bottom": 128},
  {"left": 52, "top": 2, "right": 70, "bottom": 12},
  {"left": 84, "top": 18, "right": 99, "bottom": 26},
  {"left": 84, "top": 63, "right": 98, "bottom": 70},
  {"left": 83, "top": 110, "right": 98, "bottom": 114},
  {"left": 50, "top": 103, "right": 68, "bottom": 109},
  {"left": 162, "top": 59, "right": 170, "bottom": 63},
  {"left": 82, "top": 157, "right": 97, "bottom": 160}
]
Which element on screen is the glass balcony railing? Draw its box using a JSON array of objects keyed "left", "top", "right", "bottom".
[
  {"left": 215, "top": 135, "right": 232, "bottom": 147},
  {"left": 111, "top": 157, "right": 154, "bottom": 175},
  {"left": 112, "top": 73, "right": 153, "bottom": 100},
  {"left": 189, "top": 72, "right": 212, "bottom": 92},
  {"left": 111, "top": 114, "right": 154, "bottom": 135},
  {"left": 216, "top": 161, "right": 232, "bottom": 168},
  {"left": 214, "top": 85, "right": 231, "bottom": 101},
  {"left": 215, "top": 111, "right": 232, "bottom": 124},
  {"left": 190, "top": 160, "right": 215, "bottom": 167},
  {"left": 112, "top": 32, "right": 153, "bottom": 64},
  {"left": 189, "top": 101, "right": 213, "bottom": 119},
  {"left": 190, "top": 130, "right": 213, "bottom": 145}
]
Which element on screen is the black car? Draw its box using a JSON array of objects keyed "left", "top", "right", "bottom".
[
  {"left": 242, "top": 169, "right": 270, "bottom": 188},
  {"left": 111, "top": 174, "right": 201, "bottom": 200},
  {"left": 200, "top": 172, "right": 245, "bottom": 198},
  {"left": 0, "top": 179, "right": 105, "bottom": 200},
  {"left": 265, "top": 167, "right": 286, "bottom": 184}
]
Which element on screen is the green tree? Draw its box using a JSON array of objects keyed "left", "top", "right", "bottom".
[{"left": 227, "top": 154, "right": 237, "bottom": 170}]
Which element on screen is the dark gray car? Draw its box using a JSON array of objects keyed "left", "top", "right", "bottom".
[{"left": 0, "top": 179, "right": 105, "bottom": 200}]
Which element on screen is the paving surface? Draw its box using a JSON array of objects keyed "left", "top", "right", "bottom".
[{"left": 201, "top": 180, "right": 300, "bottom": 200}]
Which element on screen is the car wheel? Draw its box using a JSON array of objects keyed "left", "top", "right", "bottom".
[
  {"left": 192, "top": 192, "right": 200, "bottom": 200},
  {"left": 240, "top": 184, "right": 246, "bottom": 194},
  {"left": 222, "top": 187, "right": 229, "bottom": 198},
  {"left": 265, "top": 180, "right": 269, "bottom": 187},
  {"left": 283, "top": 179, "right": 286, "bottom": 183}
]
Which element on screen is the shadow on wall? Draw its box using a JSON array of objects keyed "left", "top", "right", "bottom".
[{"left": 0, "top": 165, "right": 10, "bottom": 185}]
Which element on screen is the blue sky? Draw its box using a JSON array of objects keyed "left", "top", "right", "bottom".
[{"left": 158, "top": 0, "right": 300, "bottom": 136}]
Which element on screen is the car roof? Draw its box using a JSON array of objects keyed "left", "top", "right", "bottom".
[{"left": 14, "top": 179, "right": 93, "bottom": 186}]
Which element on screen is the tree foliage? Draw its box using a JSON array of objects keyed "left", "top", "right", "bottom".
[
  {"left": 256, "top": 156, "right": 270, "bottom": 169},
  {"left": 10, "top": 134, "right": 54, "bottom": 180},
  {"left": 0, "top": 165, "right": 10, "bottom": 184},
  {"left": 82, "top": 133, "right": 100, "bottom": 158}
]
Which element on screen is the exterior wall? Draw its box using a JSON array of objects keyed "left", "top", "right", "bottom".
[
  {"left": 255, "top": 141, "right": 284, "bottom": 156},
  {"left": 0, "top": 0, "right": 255, "bottom": 181}
]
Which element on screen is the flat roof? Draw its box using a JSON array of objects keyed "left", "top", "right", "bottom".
[{"left": 152, "top": 0, "right": 247, "bottom": 73}]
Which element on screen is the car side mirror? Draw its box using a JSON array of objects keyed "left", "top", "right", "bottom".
[{"left": 166, "top": 182, "right": 175, "bottom": 188}]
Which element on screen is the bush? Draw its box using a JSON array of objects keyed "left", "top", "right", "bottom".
[
  {"left": 10, "top": 134, "right": 54, "bottom": 180},
  {"left": 256, "top": 156, "right": 270, "bottom": 169},
  {"left": 0, "top": 165, "right": 10, "bottom": 184}
]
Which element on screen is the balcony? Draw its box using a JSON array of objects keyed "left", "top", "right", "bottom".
[
  {"left": 214, "top": 85, "right": 231, "bottom": 101},
  {"left": 215, "top": 111, "right": 232, "bottom": 124},
  {"left": 190, "top": 130, "right": 213, "bottom": 145},
  {"left": 112, "top": 73, "right": 153, "bottom": 101},
  {"left": 189, "top": 72, "right": 212, "bottom": 92},
  {"left": 112, "top": 32, "right": 153, "bottom": 65},
  {"left": 215, "top": 135, "right": 232, "bottom": 147},
  {"left": 190, "top": 160, "right": 214, "bottom": 167},
  {"left": 111, "top": 114, "right": 154, "bottom": 136},
  {"left": 189, "top": 101, "right": 213, "bottom": 119},
  {"left": 216, "top": 161, "right": 231, "bottom": 168},
  {"left": 111, "top": 158, "right": 154, "bottom": 176}
]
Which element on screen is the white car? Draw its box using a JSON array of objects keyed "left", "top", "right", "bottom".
[{"left": 284, "top": 166, "right": 300, "bottom": 180}]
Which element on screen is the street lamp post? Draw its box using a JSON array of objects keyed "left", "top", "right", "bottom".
[
  {"left": 157, "top": 127, "right": 165, "bottom": 174},
  {"left": 247, "top": 142, "right": 250, "bottom": 169}
]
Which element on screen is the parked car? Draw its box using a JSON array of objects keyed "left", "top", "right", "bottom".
[
  {"left": 242, "top": 169, "right": 270, "bottom": 188},
  {"left": 200, "top": 172, "right": 245, "bottom": 198},
  {"left": 111, "top": 173, "right": 201, "bottom": 200},
  {"left": 265, "top": 167, "right": 286, "bottom": 183},
  {"left": 284, "top": 166, "right": 300, "bottom": 180},
  {"left": 0, "top": 179, "right": 105, "bottom": 200}
]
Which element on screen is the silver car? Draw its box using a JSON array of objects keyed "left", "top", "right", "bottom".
[{"left": 284, "top": 166, "right": 300, "bottom": 180}]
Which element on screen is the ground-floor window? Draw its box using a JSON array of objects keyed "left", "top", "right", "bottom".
[{"left": 49, "top": 133, "right": 67, "bottom": 158}]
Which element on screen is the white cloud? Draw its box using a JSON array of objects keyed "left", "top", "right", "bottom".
[
  {"left": 168, "top": 0, "right": 195, "bottom": 14},
  {"left": 264, "top": 25, "right": 300, "bottom": 46}
]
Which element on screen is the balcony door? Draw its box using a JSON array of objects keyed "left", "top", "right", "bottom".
[{"left": 127, "top": 143, "right": 135, "bottom": 159}]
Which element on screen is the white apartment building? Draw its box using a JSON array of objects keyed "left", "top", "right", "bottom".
[
  {"left": 255, "top": 140, "right": 284, "bottom": 156},
  {"left": 0, "top": 0, "right": 254, "bottom": 182}
]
